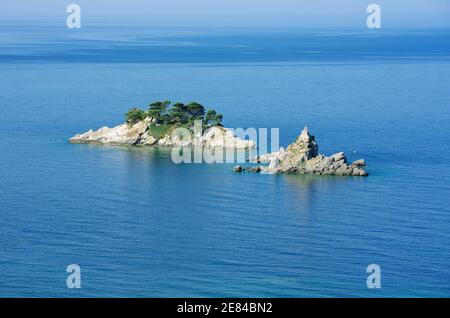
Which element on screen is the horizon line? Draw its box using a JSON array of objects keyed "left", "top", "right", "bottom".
[{"left": 1, "top": 21, "right": 450, "bottom": 30}]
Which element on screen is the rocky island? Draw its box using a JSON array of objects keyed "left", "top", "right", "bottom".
[
  {"left": 70, "top": 100, "right": 368, "bottom": 177},
  {"left": 235, "top": 127, "right": 368, "bottom": 176},
  {"left": 70, "top": 101, "right": 255, "bottom": 149}
]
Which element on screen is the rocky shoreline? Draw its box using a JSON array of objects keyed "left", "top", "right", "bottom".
[
  {"left": 69, "top": 117, "right": 255, "bottom": 149},
  {"left": 234, "top": 127, "right": 368, "bottom": 176}
]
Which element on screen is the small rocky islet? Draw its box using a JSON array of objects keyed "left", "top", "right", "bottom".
[
  {"left": 234, "top": 127, "right": 368, "bottom": 176},
  {"left": 70, "top": 101, "right": 368, "bottom": 177}
]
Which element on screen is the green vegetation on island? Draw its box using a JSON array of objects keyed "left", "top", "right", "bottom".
[{"left": 125, "top": 101, "right": 224, "bottom": 137}]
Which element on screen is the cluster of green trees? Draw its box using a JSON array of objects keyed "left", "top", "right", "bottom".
[{"left": 125, "top": 101, "right": 223, "bottom": 127}]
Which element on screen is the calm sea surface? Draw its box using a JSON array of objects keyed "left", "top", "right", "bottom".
[{"left": 0, "top": 25, "right": 449, "bottom": 297}]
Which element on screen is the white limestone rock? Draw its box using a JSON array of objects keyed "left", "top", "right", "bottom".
[
  {"left": 252, "top": 127, "right": 368, "bottom": 177},
  {"left": 70, "top": 121, "right": 148, "bottom": 145},
  {"left": 70, "top": 119, "right": 255, "bottom": 150}
]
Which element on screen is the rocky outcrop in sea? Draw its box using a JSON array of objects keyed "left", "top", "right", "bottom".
[{"left": 235, "top": 127, "right": 368, "bottom": 176}]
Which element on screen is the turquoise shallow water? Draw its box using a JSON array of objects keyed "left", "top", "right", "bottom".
[{"left": 0, "top": 26, "right": 450, "bottom": 297}]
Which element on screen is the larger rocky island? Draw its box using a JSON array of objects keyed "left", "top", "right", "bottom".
[
  {"left": 70, "top": 101, "right": 255, "bottom": 149},
  {"left": 70, "top": 101, "right": 368, "bottom": 177}
]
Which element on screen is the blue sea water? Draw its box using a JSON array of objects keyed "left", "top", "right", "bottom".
[{"left": 0, "top": 25, "right": 450, "bottom": 297}]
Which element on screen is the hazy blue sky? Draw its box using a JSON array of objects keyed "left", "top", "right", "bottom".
[{"left": 1, "top": 0, "right": 449, "bottom": 27}]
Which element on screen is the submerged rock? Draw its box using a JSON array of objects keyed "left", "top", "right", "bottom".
[
  {"left": 233, "top": 165, "right": 243, "bottom": 172},
  {"left": 233, "top": 165, "right": 263, "bottom": 173}
]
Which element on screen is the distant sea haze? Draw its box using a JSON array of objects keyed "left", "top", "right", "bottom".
[
  {"left": 0, "top": 26, "right": 450, "bottom": 63},
  {"left": 0, "top": 26, "right": 449, "bottom": 297}
]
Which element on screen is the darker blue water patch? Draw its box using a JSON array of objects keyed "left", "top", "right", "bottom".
[{"left": 0, "top": 26, "right": 449, "bottom": 63}]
